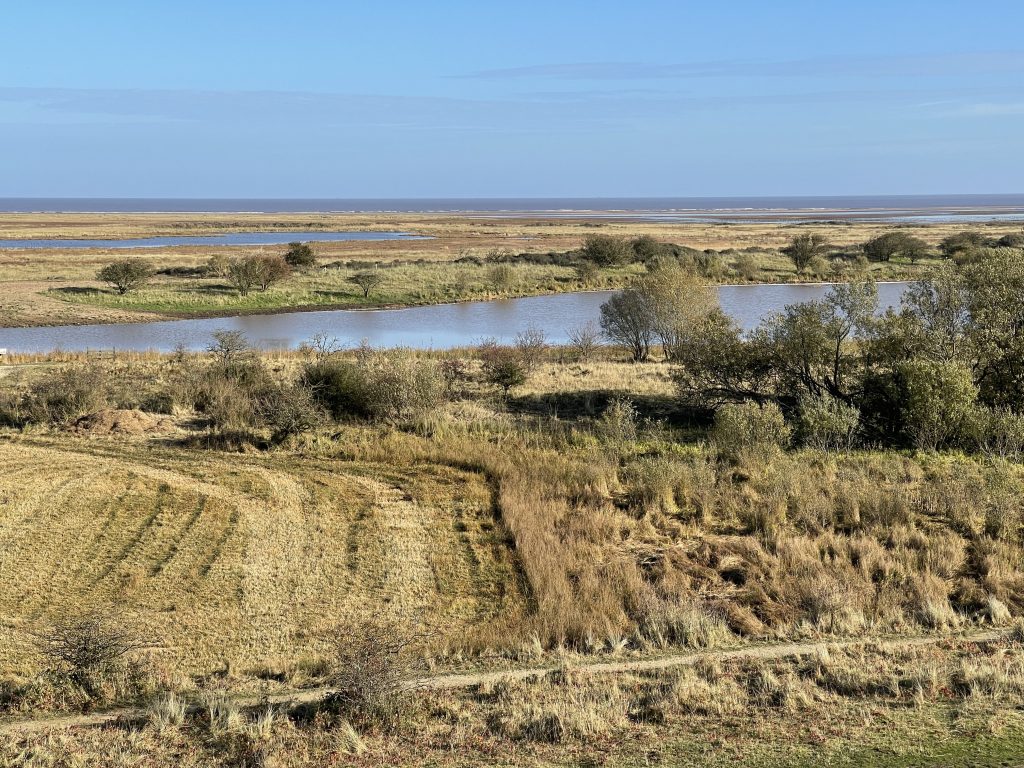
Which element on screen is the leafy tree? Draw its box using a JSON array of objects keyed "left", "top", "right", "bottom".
[
  {"left": 863, "top": 232, "right": 928, "bottom": 262},
  {"left": 96, "top": 258, "right": 153, "bottom": 294},
  {"left": 939, "top": 231, "right": 988, "bottom": 258},
  {"left": 283, "top": 241, "right": 317, "bottom": 269},
  {"left": 958, "top": 248, "right": 1024, "bottom": 407},
  {"left": 899, "top": 266, "right": 970, "bottom": 362},
  {"left": 756, "top": 280, "right": 878, "bottom": 404},
  {"left": 641, "top": 260, "right": 717, "bottom": 359},
  {"left": 781, "top": 233, "right": 830, "bottom": 273},
  {"left": 898, "top": 359, "right": 977, "bottom": 449},
  {"left": 580, "top": 234, "right": 632, "bottom": 267},
  {"left": 348, "top": 270, "right": 384, "bottom": 298},
  {"left": 672, "top": 310, "right": 773, "bottom": 408}
]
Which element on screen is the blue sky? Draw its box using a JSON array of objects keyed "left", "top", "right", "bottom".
[{"left": 2, "top": 1, "right": 1022, "bottom": 198}]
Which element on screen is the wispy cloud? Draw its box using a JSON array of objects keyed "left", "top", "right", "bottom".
[
  {"left": 951, "top": 102, "right": 1024, "bottom": 116},
  {"left": 2, "top": 84, "right": 1020, "bottom": 134},
  {"left": 459, "top": 51, "right": 1024, "bottom": 80}
]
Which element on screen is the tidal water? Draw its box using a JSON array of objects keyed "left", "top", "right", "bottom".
[
  {"left": 0, "top": 231, "right": 426, "bottom": 250},
  {"left": 0, "top": 282, "right": 910, "bottom": 354}
]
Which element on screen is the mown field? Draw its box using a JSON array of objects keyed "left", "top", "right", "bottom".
[{"left": 0, "top": 437, "right": 524, "bottom": 679}]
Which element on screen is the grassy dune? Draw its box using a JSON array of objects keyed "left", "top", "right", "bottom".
[{"left": 0, "top": 439, "right": 524, "bottom": 677}]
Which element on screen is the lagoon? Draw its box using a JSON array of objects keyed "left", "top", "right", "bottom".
[{"left": 0, "top": 282, "right": 910, "bottom": 355}]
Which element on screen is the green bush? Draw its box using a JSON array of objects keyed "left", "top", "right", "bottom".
[
  {"left": 96, "top": 258, "right": 153, "bottom": 294},
  {"left": 712, "top": 402, "right": 791, "bottom": 462},
  {"left": 899, "top": 359, "right": 977, "bottom": 449},
  {"left": 478, "top": 340, "right": 529, "bottom": 395},
  {"left": 301, "top": 347, "right": 446, "bottom": 421},
  {"left": 580, "top": 234, "right": 632, "bottom": 267},
  {"left": 968, "top": 405, "right": 1024, "bottom": 459},
  {"left": 796, "top": 395, "right": 860, "bottom": 451}
]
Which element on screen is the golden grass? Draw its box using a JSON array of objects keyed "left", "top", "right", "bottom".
[
  {"left": 0, "top": 438, "right": 524, "bottom": 678},
  {"left": 6, "top": 637, "right": 1024, "bottom": 766}
]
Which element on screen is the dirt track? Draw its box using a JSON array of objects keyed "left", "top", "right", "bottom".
[{"left": 0, "top": 628, "right": 1003, "bottom": 736}]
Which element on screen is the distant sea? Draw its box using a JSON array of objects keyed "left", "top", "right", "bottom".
[
  {"left": 2, "top": 194, "right": 1024, "bottom": 215},
  {"left": 2, "top": 195, "right": 1024, "bottom": 222}
]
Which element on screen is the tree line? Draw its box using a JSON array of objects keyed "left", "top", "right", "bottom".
[{"left": 95, "top": 242, "right": 386, "bottom": 299}]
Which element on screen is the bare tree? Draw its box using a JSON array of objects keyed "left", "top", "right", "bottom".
[
  {"left": 600, "top": 287, "right": 655, "bottom": 362},
  {"left": 207, "top": 329, "right": 250, "bottom": 362},
  {"left": 782, "top": 233, "right": 830, "bottom": 273},
  {"left": 299, "top": 331, "right": 342, "bottom": 363},
  {"left": 254, "top": 254, "right": 292, "bottom": 291},
  {"left": 227, "top": 257, "right": 264, "bottom": 296},
  {"left": 514, "top": 327, "right": 547, "bottom": 373},
  {"left": 567, "top": 321, "right": 602, "bottom": 361},
  {"left": 348, "top": 270, "right": 384, "bottom": 298}
]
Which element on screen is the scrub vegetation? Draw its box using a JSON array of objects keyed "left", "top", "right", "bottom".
[
  {"left": 1, "top": 211, "right": 1022, "bottom": 327},
  {"left": 3, "top": 242, "right": 1024, "bottom": 764}
]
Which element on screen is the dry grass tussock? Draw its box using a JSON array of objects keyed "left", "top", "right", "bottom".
[{"left": 7, "top": 638, "right": 1024, "bottom": 766}]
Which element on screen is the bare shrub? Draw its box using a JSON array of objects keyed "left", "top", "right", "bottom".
[
  {"left": 567, "top": 320, "right": 602, "bottom": 361},
  {"left": 34, "top": 610, "right": 150, "bottom": 702},
  {"left": 20, "top": 364, "right": 110, "bottom": 424},
  {"left": 256, "top": 383, "right": 324, "bottom": 443},
  {"left": 326, "top": 619, "right": 416, "bottom": 728}
]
